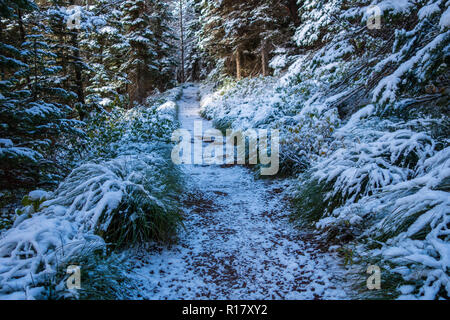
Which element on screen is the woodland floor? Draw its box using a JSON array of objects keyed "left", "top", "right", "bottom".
[{"left": 125, "top": 85, "right": 352, "bottom": 299}]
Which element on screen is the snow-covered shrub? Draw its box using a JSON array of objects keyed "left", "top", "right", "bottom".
[
  {"left": 283, "top": 0, "right": 450, "bottom": 118},
  {"left": 200, "top": 77, "right": 342, "bottom": 175},
  {"left": 372, "top": 25, "right": 449, "bottom": 105},
  {"left": 278, "top": 106, "right": 341, "bottom": 175},
  {"left": 286, "top": 1, "right": 449, "bottom": 299},
  {"left": 84, "top": 87, "right": 181, "bottom": 161},
  {"left": 317, "top": 129, "right": 435, "bottom": 209},
  {"left": 0, "top": 89, "right": 182, "bottom": 299},
  {"left": 0, "top": 212, "right": 106, "bottom": 300},
  {"left": 363, "top": 147, "right": 450, "bottom": 299},
  {"left": 0, "top": 225, "right": 131, "bottom": 300},
  {"left": 294, "top": 125, "right": 412, "bottom": 225},
  {"left": 370, "top": 147, "right": 449, "bottom": 240},
  {"left": 200, "top": 77, "right": 280, "bottom": 130},
  {"left": 291, "top": 117, "right": 448, "bottom": 298},
  {"left": 47, "top": 251, "right": 133, "bottom": 300},
  {"left": 43, "top": 154, "right": 181, "bottom": 246},
  {"left": 14, "top": 190, "right": 51, "bottom": 218},
  {"left": 297, "top": 117, "right": 437, "bottom": 217}
]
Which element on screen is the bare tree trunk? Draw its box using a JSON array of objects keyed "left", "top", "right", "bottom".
[
  {"left": 261, "top": 40, "right": 269, "bottom": 77},
  {"left": 284, "top": 0, "right": 300, "bottom": 27},
  {"left": 235, "top": 49, "right": 242, "bottom": 80},
  {"left": 71, "top": 33, "right": 84, "bottom": 103},
  {"left": 69, "top": 1, "right": 85, "bottom": 118},
  {"left": 179, "top": 0, "right": 185, "bottom": 83},
  {"left": 136, "top": 64, "right": 142, "bottom": 104},
  {"left": 17, "top": 9, "right": 26, "bottom": 43}
]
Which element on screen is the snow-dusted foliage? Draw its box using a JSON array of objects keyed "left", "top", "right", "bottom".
[
  {"left": 362, "top": 147, "right": 449, "bottom": 299},
  {"left": 200, "top": 77, "right": 280, "bottom": 130},
  {"left": 288, "top": 0, "right": 449, "bottom": 299},
  {"left": 120, "top": 0, "right": 177, "bottom": 102},
  {"left": 0, "top": 2, "right": 84, "bottom": 187},
  {"left": 0, "top": 89, "right": 182, "bottom": 299},
  {"left": 314, "top": 127, "right": 435, "bottom": 210},
  {"left": 200, "top": 75, "right": 343, "bottom": 175}
]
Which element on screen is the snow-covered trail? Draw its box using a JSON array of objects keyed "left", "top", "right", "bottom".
[{"left": 126, "top": 85, "right": 350, "bottom": 300}]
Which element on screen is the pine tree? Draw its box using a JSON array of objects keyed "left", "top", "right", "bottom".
[
  {"left": 45, "top": 0, "right": 87, "bottom": 119},
  {"left": 0, "top": 0, "right": 81, "bottom": 187},
  {"left": 147, "top": 0, "right": 177, "bottom": 90},
  {"left": 82, "top": 0, "right": 129, "bottom": 108},
  {"left": 174, "top": 0, "right": 209, "bottom": 82},
  {"left": 121, "top": 0, "right": 158, "bottom": 103}
]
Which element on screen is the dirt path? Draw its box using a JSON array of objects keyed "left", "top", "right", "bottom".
[{"left": 126, "top": 85, "right": 350, "bottom": 299}]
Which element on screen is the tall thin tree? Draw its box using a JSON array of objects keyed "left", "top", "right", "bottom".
[{"left": 179, "top": 0, "right": 185, "bottom": 83}]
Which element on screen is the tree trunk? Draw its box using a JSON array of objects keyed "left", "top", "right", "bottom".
[
  {"left": 17, "top": 9, "right": 26, "bottom": 43},
  {"left": 68, "top": 1, "right": 85, "bottom": 119},
  {"left": 70, "top": 31, "right": 86, "bottom": 119},
  {"left": 285, "top": 0, "right": 300, "bottom": 27},
  {"left": 71, "top": 32, "right": 84, "bottom": 104},
  {"left": 136, "top": 64, "right": 142, "bottom": 104},
  {"left": 69, "top": 1, "right": 84, "bottom": 105},
  {"left": 235, "top": 49, "right": 242, "bottom": 80},
  {"left": 192, "top": 58, "right": 199, "bottom": 81},
  {"left": 261, "top": 40, "right": 269, "bottom": 77},
  {"left": 179, "top": 0, "right": 185, "bottom": 83}
]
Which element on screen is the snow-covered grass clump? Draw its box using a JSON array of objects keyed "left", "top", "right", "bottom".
[{"left": 0, "top": 88, "right": 183, "bottom": 299}]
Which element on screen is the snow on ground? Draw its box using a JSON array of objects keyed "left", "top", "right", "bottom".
[{"left": 125, "top": 85, "right": 351, "bottom": 300}]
